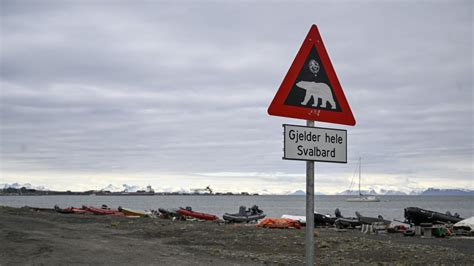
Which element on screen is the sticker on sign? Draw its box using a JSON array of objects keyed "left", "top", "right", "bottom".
[{"left": 283, "top": 124, "right": 347, "bottom": 163}]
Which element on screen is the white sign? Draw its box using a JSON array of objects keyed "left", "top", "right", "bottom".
[{"left": 283, "top": 124, "right": 347, "bottom": 163}]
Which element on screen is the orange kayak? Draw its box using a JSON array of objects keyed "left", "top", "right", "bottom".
[{"left": 118, "top": 207, "right": 146, "bottom": 217}]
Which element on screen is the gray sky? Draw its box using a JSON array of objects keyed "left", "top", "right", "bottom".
[{"left": 1, "top": 0, "right": 472, "bottom": 194}]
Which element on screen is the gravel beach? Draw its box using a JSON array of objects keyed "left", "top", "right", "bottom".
[{"left": 0, "top": 206, "right": 472, "bottom": 265}]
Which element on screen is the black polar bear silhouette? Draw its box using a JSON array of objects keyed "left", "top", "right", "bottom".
[{"left": 296, "top": 81, "right": 337, "bottom": 109}]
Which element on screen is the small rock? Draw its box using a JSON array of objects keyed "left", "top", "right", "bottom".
[{"left": 319, "top": 241, "right": 329, "bottom": 248}]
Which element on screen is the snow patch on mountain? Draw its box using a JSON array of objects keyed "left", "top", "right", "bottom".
[{"left": 100, "top": 184, "right": 122, "bottom": 192}]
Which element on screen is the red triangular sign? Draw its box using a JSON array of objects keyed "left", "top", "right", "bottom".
[{"left": 268, "top": 25, "right": 356, "bottom": 126}]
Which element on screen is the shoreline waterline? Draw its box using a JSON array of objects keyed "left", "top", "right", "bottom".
[{"left": 1, "top": 195, "right": 472, "bottom": 221}]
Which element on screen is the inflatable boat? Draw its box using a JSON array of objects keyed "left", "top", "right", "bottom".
[
  {"left": 404, "top": 207, "right": 463, "bottom": 225},
  {"left": 223, "top": 205, "right": 266, "bottom": 223},
  {"left": 314, "top": 212, "right": 337, "bottom": 226},
  {"left": 334, "top": 208, "right": 361, "bottom": 228},
  {"left": 355, "top": 211, "right": 391, "bottom": 225}
]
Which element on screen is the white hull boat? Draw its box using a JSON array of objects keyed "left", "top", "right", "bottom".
[
  {"left": 347, "top": 196, "right": 380, "bottom": 202},
  {"left": 346, "top": 158, "right": 380, "bottom": 202}
]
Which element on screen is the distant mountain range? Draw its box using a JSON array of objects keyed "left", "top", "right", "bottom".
[
  {"left": 1, "top": 182, "right": 48, "bottom": 191},
  {"left": 100, "top": 184, "right": 144, "bottom": 193},
  {"left": 419, "top": 188, "right": 473, "bottom": 196},
  {"left": 1, "top": 183, "right": 473, "bottom": 196},
  {"left": 291, "top": 190, "right": 325, "bottom": 196},
  {"left": 337, "top": 188, "right": 473, "bottom": 196}
]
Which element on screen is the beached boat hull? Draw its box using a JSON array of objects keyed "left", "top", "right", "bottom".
[
  {"left": 314, "top": 213, "right": 336, "bottom": 226},
  {"left": 355, "top": 211, "right": 391, "bottom": 225},
  {"left": 454, "top": 217, "right": 474, "bottom": 236},
  {"left": 223, "top": 213, "right": 266, "bottom": 223},
  {"left": 404, "top": 207, "right": 463, "bottom": 225},
  {"left": 177, "top": 207, "right": 218, "bottom": 221},
  {"left": 85, "top": 206, "right": 124, "bottom": 216},
  {"left": 335, "top": 217, "right": 361, "bottom": 228},
  {"left": 454, "top": 217, "right": 474, "bottom": 231},
  {"left": 54, "top": 206, "right": 90, "bottom": 214},
  {"left": 334, "top": 208, "right": 361, "bottom": 228},
  {"left": 119, "top": 207, "right": 146, "bottom": 217},
  {"left": 223, "top": 205, "right": 265, "bottom": 223},
  {"left": 281, "top": 215, "right": 306, "bottom": 225}
]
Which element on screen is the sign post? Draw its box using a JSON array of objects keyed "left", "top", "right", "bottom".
[
  {"left": 305, "top": 120, "right": 315, "bottom": 266},
  {"left": 267, "top": 24, "right": 356, "bottom": 265}
]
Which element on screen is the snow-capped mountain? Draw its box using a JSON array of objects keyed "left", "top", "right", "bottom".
[
  {"left": 290, "top": 190, "right": 325, "bottom": 195},
  {"left": 420, "top": 188, "right": 473, "bottom": 196},
  {"left": 122, "top": 184, "right": 142, "bottom": 193},
  {"left": 100, "top": 184, "right": 122, "bottom": 192},
  {"left": 337, "top": 187, "right": 473, "bottom": 196},
  {"left": 378, "top": 189, "right": 407, "bottom": 195},
  {"left": 99, "top": 184, "right": 151, "bottom": 192},
  {"left": 1, "top": 183, "right": 48, "bottom": 191},
  {"left": 337, "top": 189, "right": 378, "bottom": 195}
]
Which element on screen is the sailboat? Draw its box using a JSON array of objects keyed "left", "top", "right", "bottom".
[{"left": 346, "top": 158, "right": 380, "bottom": 202}]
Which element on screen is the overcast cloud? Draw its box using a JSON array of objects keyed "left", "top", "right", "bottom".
[{"left": 1, "top": 0, "right": 472, "bottom": 194}]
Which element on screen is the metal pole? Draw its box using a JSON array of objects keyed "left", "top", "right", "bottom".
[
  {"left": 306, "top": 120, "right": 315, "bottom": 265},
  {"left": 358, "top": 157, "right": 361, "bottom": 196}
]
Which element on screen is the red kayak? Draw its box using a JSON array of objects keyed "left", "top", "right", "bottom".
[
  {"left": 177, "top": 207, "right": 218, "bottom": 221},
  {"left": 54, "top": 205, "right": 91, "bottom": 214},
  {"left": 70, "top": 207, "right": 91, "bottom": 214},
  {"left": 85, "top": 206, "right": 125, "bottom": 216}
]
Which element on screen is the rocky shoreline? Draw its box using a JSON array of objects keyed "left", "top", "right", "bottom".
[{"left": 0, "top": 206, "right": 472, "bottom": 265}]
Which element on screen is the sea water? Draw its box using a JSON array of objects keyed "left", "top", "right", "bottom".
[{"left": 0, "top": 195, "right": 472, "bottom": 221}]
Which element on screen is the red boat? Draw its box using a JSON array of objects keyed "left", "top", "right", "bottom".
[
  {"left": 70, "top": 208, "right": 91, "bottom": 214},
  {"left": 84, "top": 206, "right": 125, "bottom": 216},
  {"left": 54, "top": 205, "right": 91, "bottom": 214},
  {"left": 177, "top": 207, "right": 218, "bottom": 221}
]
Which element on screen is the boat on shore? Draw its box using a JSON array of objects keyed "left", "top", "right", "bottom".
[
  {"left": 223, "top": 205, "right": 265, "bottom": 223},
  {"left": 404, "top": 207, "right": 463, "bottom": 225},
  {"left": 279, "top": 213, "right": 336, "bottom": 226},
  {"left": 84, "top": 205, "right": 125, "bottom": 216},
  {"left": 54, "top": 205, "right": 91, "bottom": 214},
  {"left": 334, "top": 208, "right": 362, "bottom": 228},
  {"left": 281, "top": 215, "right": 306, "bottom": 225},
  {"left": 158, "top": 208, "right": 184, "bottom": 220},
  {"left": 177, "top": 207, "right": 218, "bottom": 221},
  {"left": 355, "top": 211, "right": 391, "bottom": 225},
  {"left": 314, "top": 212, "right": 337, "bottom": 226},
  {"left": 454, "top": 217, "right": 474, "bottom": 236},
  {"left": 118, "top": 207, "right": 146, "bottom": 217}
]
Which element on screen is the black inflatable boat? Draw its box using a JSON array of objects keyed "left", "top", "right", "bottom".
[
  {"left": 404, "top": 207, "right": 463, "bottom": 225},
  {"left": 223, "top": 205, "right": 266, "bottom": 223},
  {"left": 355, "top": 211, "right": 391, "bottom": 225},
  {"left": 314, "top": 212, "right": 337, "bottom": 226},
  {"left": 334, "top": 208, "right": 362, "bottom": 228}
]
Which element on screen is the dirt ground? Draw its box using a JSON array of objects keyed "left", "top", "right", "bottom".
[{"left": 0, "top": 206, "right": 472, "bottom": 265}]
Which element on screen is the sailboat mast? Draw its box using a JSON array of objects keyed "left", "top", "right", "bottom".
[{"left": 358, "top": 157, "right": 361, "bottom": 196}]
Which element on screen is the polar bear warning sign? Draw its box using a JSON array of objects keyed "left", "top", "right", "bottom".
[{"left": 268, "top": 25, "right": 356, "bottom": 126}]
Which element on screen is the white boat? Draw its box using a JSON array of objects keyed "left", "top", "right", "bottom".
[
  {"left": 454, "top": 217, "right": 474, "bottom": 231},
  {"left": 281, "top": 214, "right": 306, "bottom": 224},
  {"left": 347, "top": 195, "right": 380, "bottom": 202},
  {"left": 346, "top": 158, "right": 380, "bottom": 202}
]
